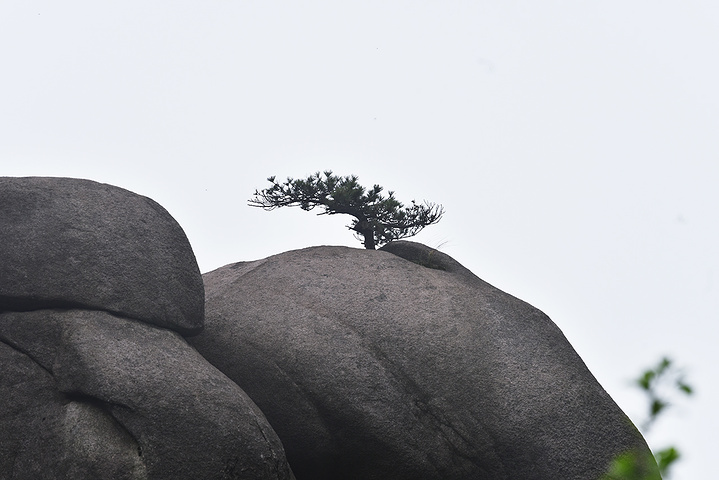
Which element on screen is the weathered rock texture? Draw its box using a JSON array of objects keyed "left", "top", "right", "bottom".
[
  {"left": 189, "top": 242, "right": 659, "bottom": 480},
  {"left": 0, "top": 309, "right": 291, "bottom": 480},
  {"left": 1, "top": 176, "right": 657, "bottom": 479},
  {"left": 0, "top": 177, "right": 293, "bottom": 480},
  {"left": 0, "top": 176, "right": 203, "bottom": 334}
]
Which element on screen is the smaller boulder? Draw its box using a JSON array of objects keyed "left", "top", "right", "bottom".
[{"left": 0, "top": 177, "right": 203, "bottom": 334}]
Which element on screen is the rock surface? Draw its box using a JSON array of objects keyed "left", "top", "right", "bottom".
[
  {"left": 0, "top": 177, "right": 203, "bottom": 335},
  {"left": 0, "top": 177, "right": 294, "bottom": 480},
  {"left": 0, "top": 176, "right": 656, "bottom": 478},
  {"left": 0, "top": 309, "right": 292, "bottom": 480},
  {"left": 189, "top": 241, "right": 658, "bottom": 480}
]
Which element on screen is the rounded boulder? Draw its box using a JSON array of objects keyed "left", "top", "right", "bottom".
[
  {"left": 189, "top": 242, "right": 658, "bottom": 479},
  {"left": 0, "top": 177, "right": 203, "bottom": 334}
]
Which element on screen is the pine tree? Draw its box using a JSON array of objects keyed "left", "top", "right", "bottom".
[{"left": 249, "top": 171, "right": 444, "bottom": 249}]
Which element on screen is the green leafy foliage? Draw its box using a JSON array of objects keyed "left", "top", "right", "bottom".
[
  {"left": 601, "top": 357, "right": 693, "bottom": 480},
  {"left": 600, "top": 450, "right": 662, "bottom": 480},
  {"left": 654, "top": 447, "right": 680, "bottom": 474},
  {"left": 249, "top": 171, "right": 444, "bottom": 249},
  {"left": 637, "top": 357, "right": 693, "bottom": 433}
]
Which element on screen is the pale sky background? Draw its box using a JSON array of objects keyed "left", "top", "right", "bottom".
[{"left": 2, "top": 1, "right": 717, "bottom": 477}]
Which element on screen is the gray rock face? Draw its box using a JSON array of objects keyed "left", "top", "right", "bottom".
[
  {"left": 0, "top": 177, "right": 203, "bottom": 335},
  {"left": 0, "top": 177, "right": 294, "bottom": 480},
  {"left": 0, "top": 309, "right": 292, "bottom": 480},
  {"left": 189, "top": 242, "right": 658, "bottom": 480}
]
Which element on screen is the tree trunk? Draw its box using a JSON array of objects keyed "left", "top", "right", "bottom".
[
  {"left": 362, "top": 231, "right": 376, "bottom": 250},
  {"left": 351, "top": 218, "right": 376, "bottom": 250}
]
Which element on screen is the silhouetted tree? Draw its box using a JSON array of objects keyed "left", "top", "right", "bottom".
[{"left": 249, "top": 171, "right": 444, "bottom": 249}]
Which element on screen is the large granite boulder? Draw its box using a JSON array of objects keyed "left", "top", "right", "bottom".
[
  {"left": 189, "top": 242, "right": 659, "bottom": 480},
  {"left": 0, "top": 177, "right": 294, "bottom": 480},
  {"left": 0, "top": 177, "right": 203, "bottom": 335}
]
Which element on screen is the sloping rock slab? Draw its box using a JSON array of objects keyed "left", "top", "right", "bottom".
[
  {"left": 0, "top": 309, "right": 294, "bottom": 480},
  {"left": 0, "top": 177, "right": 203, "bottom": 335},
  {"left": 189, "top": 242, "right": 657, "bottom": 480}
]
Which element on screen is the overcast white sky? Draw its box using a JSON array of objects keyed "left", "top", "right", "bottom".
[{"left": 2, "top": 1, "right": 717, "bottom": 477}]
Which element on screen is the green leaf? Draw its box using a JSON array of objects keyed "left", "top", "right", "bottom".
[
  {"left": 650, "top": 399, "right": 667, "bottom": 417},
  {"left": 677, "top": 381, "right": 693, "bottom": 395},
  {"left": 601, "top": 450, "right": 661, "bottom": 480},
  {"left": 657, "top": 357, "right": 672, "bottom": 373},
  {"left": 637, "top": 371, "right": 655, "bottom": 391},
  {"left": 655, "top": 446, "right": 680, "bottom": 474}
]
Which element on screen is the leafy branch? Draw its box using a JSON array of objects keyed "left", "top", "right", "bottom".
[{"left": 601, "top": 357, "right": 693, "bottom": 480}]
